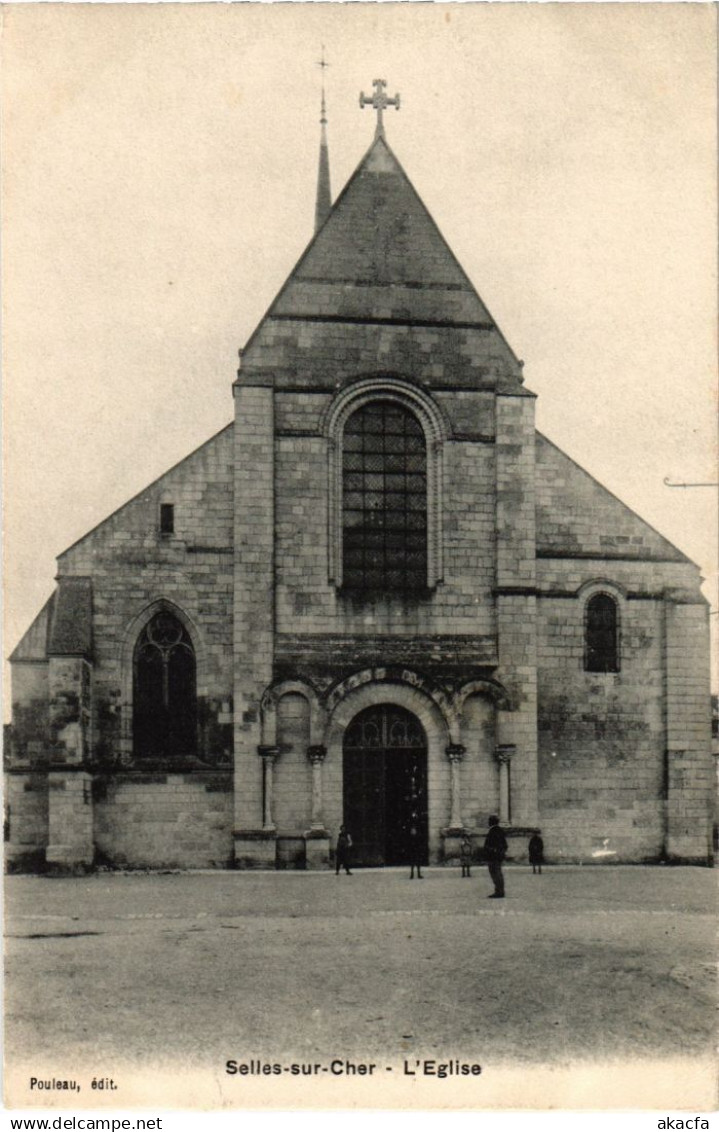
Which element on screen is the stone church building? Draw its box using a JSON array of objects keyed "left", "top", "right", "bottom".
[{"left": 6, "top": 84, "right": 713, "bottom": 871}]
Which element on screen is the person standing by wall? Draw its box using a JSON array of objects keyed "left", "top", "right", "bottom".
[
  {"left": 484, "top": 815, "right": 507, "bottom": 898},
  {"left": 528, "top": 830, "right": 544, "bottom": 875},
  {"left": 335, "top": 825, "right": 353, "bottom": 875},
  {"left": 459, "top": 833, "right": 472, "bottom": 878},
  {"left": 408, "top": 813, "right": 423, "bottom": 879}
]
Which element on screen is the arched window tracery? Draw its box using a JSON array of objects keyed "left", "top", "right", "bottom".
[{"left": 133, "top": 610, "right": 197, "bottom": 758}]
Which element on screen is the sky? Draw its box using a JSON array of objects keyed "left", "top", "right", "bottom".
[{"left": 3, "top": 3, "right": 717, "bottom": 706}]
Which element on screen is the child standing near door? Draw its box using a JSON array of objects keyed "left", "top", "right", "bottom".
[
  {"left": 408, "top": 814, "right": 423, "bottom": 879},
  {"left": 459, "top": 834, "right": 472, "bottom": 877}
]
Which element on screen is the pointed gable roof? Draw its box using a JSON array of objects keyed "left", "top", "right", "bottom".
[
  {"left": 47, "top": 577, "right": 93, "bottom": 657},
  {"left": 535, "top": 433, "right": 694, "bottom": 565},
  {"left": 8, "top": 577, "right": 93, "bottom": 664},
  {"left": 285, "top": 135, "right": 494, "bottom": 314},
  {"left": 240, "top": 135, "right": 523, "bottom": 390}
]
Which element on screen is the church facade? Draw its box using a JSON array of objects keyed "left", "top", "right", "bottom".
[{"left": 6, "top": 91, "right": 713, "bottom": 871}]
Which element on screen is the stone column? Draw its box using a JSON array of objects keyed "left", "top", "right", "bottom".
[
  {"left": 307, "top": 745, "right": 327, "bottom": 831},
  {"left": 446, "top": 744, "right": 466, "bottom": 832},
  {"left": 495, "top": 744, "right": 515, "bottom": 824},
  {"left": 258, "top": 746, "right": 280, "bottom": 831},
  {"left": 305, "top": 745, "right": 331, "bottom": 870}
]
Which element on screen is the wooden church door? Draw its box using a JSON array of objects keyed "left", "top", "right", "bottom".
[{"left": 342, "top": 704, "right": 428, "bottom": 867}]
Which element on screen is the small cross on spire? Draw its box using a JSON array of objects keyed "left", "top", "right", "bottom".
[
  {"left": 317, "top": 46, "right": 329, "bottom": 124},
  {"left": 314, "top": 47, "right": 332, "bottom": 233},
  {"left": 359, "top": 79, "right": 400, "bottom": 138}
]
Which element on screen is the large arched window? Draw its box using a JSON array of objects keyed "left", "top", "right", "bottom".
[
  {"left": 133, "top": 611, "right": 197, "bottom": 758},
  {"left": 584, "top": 593, "right": 619, "bottom": 673},
  {"left": 342, "top": 400, "right": 427, "bottom": 592}
]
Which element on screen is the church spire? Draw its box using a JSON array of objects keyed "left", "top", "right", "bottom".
[{"left": 314, "top": 47, "right": 332, "bottom": 234}]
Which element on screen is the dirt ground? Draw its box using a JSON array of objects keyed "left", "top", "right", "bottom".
[{"left": 5, "top": 864, "right": 716, "bottom": 1081}]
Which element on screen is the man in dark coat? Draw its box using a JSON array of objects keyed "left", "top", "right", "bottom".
[
  {"left": 408, "top": 813, "right": 423, "bottom": 879},
  {"left": 484, "top": 815, "right": 507, "bottom": 898}
]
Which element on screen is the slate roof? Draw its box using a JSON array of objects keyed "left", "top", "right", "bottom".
[
  {"left": 47, "top": 577, "right": 93, "bottom": 657},
  {"left": 535, "top": 434, "right": 693, "bottom": 564},
  {"left": 10, "top": 577, "right": 93, "bottom": 663},
  {"left": 240, "top": 133, "right": 522, "bottom": 386}
]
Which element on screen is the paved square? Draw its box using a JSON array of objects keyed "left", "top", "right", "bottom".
[{"left": 4, "top": 866, "right": 716, "bottom": 1107}]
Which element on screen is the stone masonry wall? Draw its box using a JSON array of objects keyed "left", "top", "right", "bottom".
[
  {"left": 46, "top": 772, "right": 94, "bottom": 868},
  {"left": 56, "top": 426, "right": 235, "bottom": 768},
  {"left": 5, "top": 774, "right": 48, "bottom": 870},
  {"left": 536, "top": 434, "right": 689, "bottom": 560},
  {"left": 458, "top": 694, "right": 499, "bottom": 829},
  {"left": 537, "top": 593, "right": 666, "bottom": 861},
  {"left": 533, "top": 430, "right": 710, "bottom": 862},
  {"left": 8, "top": 664, "right": 48, "bottom": 765},
  {"left": 48, "top": 657, "right": 90, "bottom": 765},
  {"left": 94, "top": 775, "right": 233, "bottom": 868},
  {"left": 665, "top": 600, "right": 713, "bottom": 862},
  {"left": 242, "top": 320, "right": 515, "bottom": 395},
  {"left": 232, "top": 386, "right": 275, "bottom": 838},
  {"left": 494, "top": 393, "right": 538, "bottom": 827},
  {"left": 274, "top": 693, "right": 312, "bottom": 834},
  {"left": 274, "top": 390, "right": 498, "bottom": 639}
]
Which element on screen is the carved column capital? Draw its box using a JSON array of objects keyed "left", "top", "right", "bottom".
[
  {"left": 306, "top": 745, "right": 327, "bottom": 766},
  {"left": 495, "top": 744, "right": 516, "bottom": 766},
  {"left": 446, "top": 743, "right": 466, "bottom": 764}
]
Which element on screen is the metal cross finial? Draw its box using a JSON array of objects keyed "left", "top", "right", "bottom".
[
  {"left": 359, "top": 78, "right": 401, "bottom": 138},
  {"left": 317, "top": 46, "right": 329, "bottom": 123}
]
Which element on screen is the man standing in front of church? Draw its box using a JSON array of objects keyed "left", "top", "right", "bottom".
[{"left": 484, "top": 815, "right": 508, "bottom": 899}]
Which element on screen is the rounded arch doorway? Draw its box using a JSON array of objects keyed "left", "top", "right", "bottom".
[{"left": 342, "top": 703, "right": 428, "bottom": 867}]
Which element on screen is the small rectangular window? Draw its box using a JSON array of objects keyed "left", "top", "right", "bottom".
[{"left": 159, "top": 503, "right": 174, "bottom": 535}]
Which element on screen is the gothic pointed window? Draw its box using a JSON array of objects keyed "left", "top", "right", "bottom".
[
  {"left": 133, "top": 611, "right": 197, "bottom": 758},
  {"left": 342, "top": 400, "right": 427, "bottom": 592},
  {"left": 585, "top": 593, "right": 619, "bottom": 673}
]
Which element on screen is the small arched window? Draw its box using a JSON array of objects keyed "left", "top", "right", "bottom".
[
  {"left": 342, "top": 400, "right": 427, "bottom": 592},
  {"left": 584, "top": 594, "right": 619, "bottom": 673},
  {"left": 133, "top": 611, "right": 197, "bottom": 758}
]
